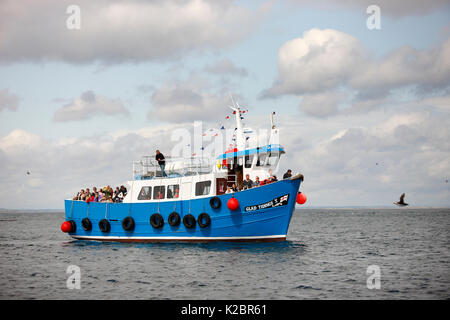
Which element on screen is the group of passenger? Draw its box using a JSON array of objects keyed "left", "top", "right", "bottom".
[
  {"left": 73, "top": 185, "right": 128, "bottom": 203},
  {"left": 224, "top": 169, "right": 292, "bottom": 193}
]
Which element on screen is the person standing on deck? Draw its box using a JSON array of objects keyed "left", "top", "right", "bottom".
[{"left": 155, "top": 150, "right": 167, "bottom": 177}]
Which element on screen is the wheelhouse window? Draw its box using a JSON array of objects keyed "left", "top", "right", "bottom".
[
  {"left": 167, "top": 184, "right": 179, "bottom": 199},
  {"left": 266, "top": 152, "right": 280, "bottom": 167},
  {"left": 137, "top": 186, "right": 152, "bottom": 200},
  {"left": 245, "top": 154, "right": 254, "bottom": 168},
  {"left": 195, "top": 181, "right": 211, "bottom": 196},
  {"left": 256, "top": 153, "right": 267, "bottom": 167},
  {"left": 153, "top": 186, "right": 165, "bottom": 199}
]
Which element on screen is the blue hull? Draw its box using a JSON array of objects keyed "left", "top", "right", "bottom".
[{"left": 64, "top": 178, "right": 301, "bottom": 242}]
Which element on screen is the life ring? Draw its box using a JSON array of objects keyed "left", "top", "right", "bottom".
[
  {"left": 81, "top": 218, "right": 92, "bottom": 231},
  {"left": 150, "top": 213, "right": 164, "bottom": 229},
  {"left": 183, "top": 214, "right": 196, "bottom": 229},
  {"left": 99, "top": 219, "right": 111, "bottom": 233},
  {"left": 168, "top": 212, "right": 181, "bottom": 227},
  {"left": 197, "top": 213, "right": 211, "bottom": 228},
  {"left": 210, "top": 196, "right": 221, "bottom": 209},
  {"left": 122, "top": 216, "right": 135, "bottom": 231}
]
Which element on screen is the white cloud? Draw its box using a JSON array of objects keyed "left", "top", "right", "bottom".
[
  {"left": 416, "top": 95, "right": 450, "bottom": 112},
  {"left": 300, "top": 91, "right": 345, "bottom": 118},
  {"left": 261, "top": 28, "right": 450, "bottom": 117},
  {"left": 0, "top": 89, "right": 19, "bottom": 112},
  {"left": 261, "top": 29, "right": 366, "bottom": 97},
  {"left": 204, "top": 58, "right": 248, "bottom": 77},
  {"left": 149, "top": 78, "right": 238, "bottom": 123},
  {"left": 53, "top": 90, "right": 129, "bottom": 122},
  {"left": 0, "top": 124, "right": 185, "bottom": 208},
  {"left": 0, "top": 0, "right": 269, "bottom": 64},
  {"left": 279, "top": 110, "right": 450, "bottom": 206},
  {"left": 1, "top": 102, "right": 449, "bottom": 209},
  {"left": 264, "top": 29, "right": 450, "bottom": 97},
  {"left": 351, "top": 39, "right": 450, "bottom": 94},
  {"left": 0, "top": 129, "right": 44, "bottom": 151},
  {"left": 285, "top": 0, "right": 450, "bottom": 17}
]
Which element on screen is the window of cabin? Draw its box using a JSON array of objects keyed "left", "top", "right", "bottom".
[
  {"left": 256, "top": 153, "right": 267, "bottom": 167},
  {"left": 266, "top": 152, "right": 280, "bottom": 167},
  {"left": 245, "top": 154, "right": 253, "bottom": 168},
  {"left": 137, "top": 186, "right": 152, "bottom": 200},
  {"left": 167, "top": 184, "right": 179, "bottom": 199},
  {"left": 153, "top": 186, "right": 165, "bottom": 199},
  {"left": 195, "top": 181, "right": 211, "bottom": 196}
]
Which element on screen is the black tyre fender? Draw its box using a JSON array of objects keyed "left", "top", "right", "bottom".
[
  {"left": 122, "top": 216, "right": 135, "bottom": 232},
  {"left": 81, "top": 217, "right": 92, "bottom": 231},
  {"left": 197, "top": 213, "right": 211, "bottom": 228},
  {"left": 150, "top": 213, "right": 164, "bottom": 229},
  {"left": 183, "top": 214, "right": 196, "bottom": 229},
  {"left": 67, "top": 220, "right": 76, "bottom": 233},
  {"left": 98, "top": 219, "right": 111, "bottom": 233},
  {"left": 210, "top": 196, "right": 221, "bottom": 209},
  {"left": 168, "top": 212, "right": 181, "bottom": 227}
]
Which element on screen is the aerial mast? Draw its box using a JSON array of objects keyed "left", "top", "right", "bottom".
[{"left": 229, "top": 95, "right": 246, "bottom": 151}]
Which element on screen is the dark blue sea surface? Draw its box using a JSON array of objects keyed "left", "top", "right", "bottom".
[{"left": 0, "top": 208, "right": 448, "bottom": 299}]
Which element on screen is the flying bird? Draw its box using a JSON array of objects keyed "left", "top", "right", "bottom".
[{"left": 394, "top": 193, "right": 408, "bottom": 207}]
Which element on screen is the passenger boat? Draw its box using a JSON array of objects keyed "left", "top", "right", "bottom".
[{"left": 61, "top": 105, "right": 305, "bottom": 242}]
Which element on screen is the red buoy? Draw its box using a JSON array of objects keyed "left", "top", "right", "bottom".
[
  {"left": 296, "top": 192, "right": 307, "bottom": 205},
  {"left": 227, "top": 197, "right": 239, "bottom": 211},
  {"left": 61, "top": 221, "right": 72, "bottom": 233}
]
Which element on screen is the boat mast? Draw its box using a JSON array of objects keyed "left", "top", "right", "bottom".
[
  {"left": 268, "top": 111, "right": 279, "bottom": 146},
  {"left": 229, "top": 95, "right": 246, "bottom": 151}
]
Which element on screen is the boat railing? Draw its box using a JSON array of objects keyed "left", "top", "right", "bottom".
[{"left": 132, "top": 155, "right": 215, "bottom": 180}]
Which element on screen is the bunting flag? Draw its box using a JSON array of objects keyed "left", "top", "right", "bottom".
[{"left": 201, "top": 126, "right": 223, "bottom": 138}]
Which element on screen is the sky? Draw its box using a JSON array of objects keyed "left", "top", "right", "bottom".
[{"left": 0, "top": 0, "right": 449, "bottom": 209}]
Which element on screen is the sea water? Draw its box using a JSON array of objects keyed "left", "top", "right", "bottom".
[{"left": 0, "top": 208, "right": 448, "bottom": 299}]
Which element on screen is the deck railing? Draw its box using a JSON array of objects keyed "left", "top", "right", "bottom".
[{"left": 132, "top": 156, "right": 215, "bottom": 180}]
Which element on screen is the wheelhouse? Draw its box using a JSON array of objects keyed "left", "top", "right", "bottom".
[{"left": 214, "top": 144, "right": 285, "bottom": 189}]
